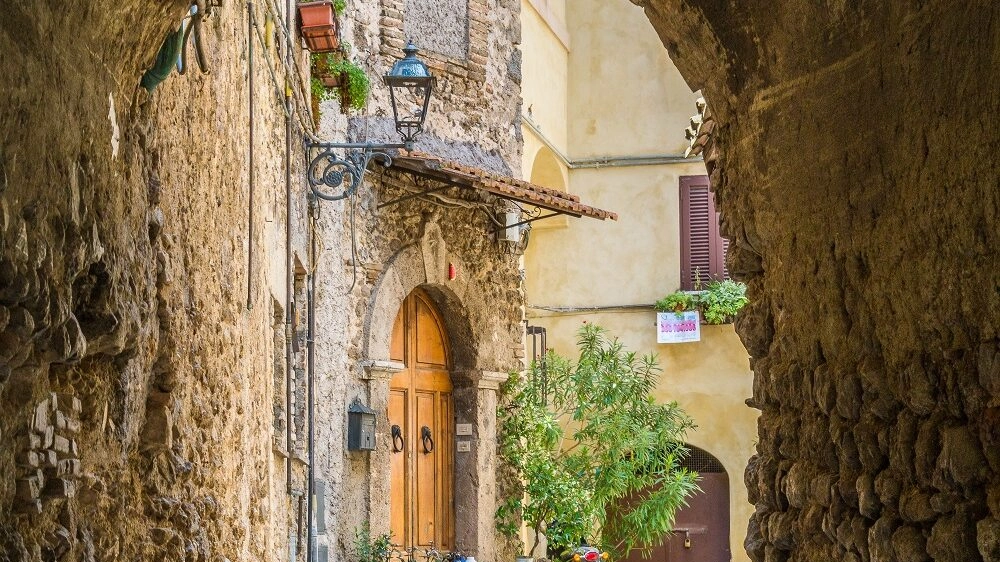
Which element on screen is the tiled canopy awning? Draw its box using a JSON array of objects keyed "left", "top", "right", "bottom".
[{"left": 386, "top": 151, "right": 618, "bottom": 221}]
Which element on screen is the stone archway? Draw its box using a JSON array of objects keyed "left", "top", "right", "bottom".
[
  {"left": 629, "top": 2, "right": 1000, "bottom": 561},
  {"left": 359, "top": 219, "right": 512, "bottom": 561}
]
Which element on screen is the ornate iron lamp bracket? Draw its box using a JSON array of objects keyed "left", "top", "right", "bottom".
[{"left": 306, "top": 141, "right": 412, "bottom": 202}]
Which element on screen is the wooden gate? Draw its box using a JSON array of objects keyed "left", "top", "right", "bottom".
[{"left": 388, "top": 289, "right": 455, "bottom": 550}]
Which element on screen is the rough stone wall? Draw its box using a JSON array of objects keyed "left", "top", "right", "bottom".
[
  {"left": 631, "top": 1, "right": 1000, "bottom": 561},
  {"left": 305, "top": 1, "right": 526, "bottom": 560},
  {"left": 0, "top": 0, "right": 308, "bottom": 560}
]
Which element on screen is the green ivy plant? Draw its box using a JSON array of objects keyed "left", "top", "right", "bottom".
[
  {"left": 333, "top": 0, "right": 346, "bottom": 15},
  {"left": 353, "top": 522, "right": 391, "bottom": 562},
  {"left": 497, "top": 323, "right": 699, "bottom": 558}
]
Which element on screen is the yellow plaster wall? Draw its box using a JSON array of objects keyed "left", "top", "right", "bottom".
[
  {"left": 565, "top": 0, "right": 696, "bottom": 158},
  {"left": 521, "top": 1, "right": 757, "bottom": 560}
]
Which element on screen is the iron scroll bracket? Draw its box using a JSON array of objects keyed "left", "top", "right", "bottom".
[{"left": 305, "top": 140, "right": 411, "bottom": 202}]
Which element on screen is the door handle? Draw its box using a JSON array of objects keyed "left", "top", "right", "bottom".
[
  {"left": 421, "top": 426, "right": 434, "bottom": 454},
  {"left": 391, "top": 424, "right": 404, "bottom": 453}
]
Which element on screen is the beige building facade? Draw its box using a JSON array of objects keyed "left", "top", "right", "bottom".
[{"left": 520, "top": 1, "right": 757, "bottom": 560}]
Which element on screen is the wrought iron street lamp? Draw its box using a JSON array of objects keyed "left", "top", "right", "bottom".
[{"left": 307, "top": 41, "right": 436, "bottom": 202}]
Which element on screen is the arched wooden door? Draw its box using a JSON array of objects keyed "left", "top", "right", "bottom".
[{"left": 388, "top": 289, "right": 454, "bottom": 551}]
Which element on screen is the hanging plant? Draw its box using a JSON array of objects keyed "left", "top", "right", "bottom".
[{"left": 327, "top": 57, "right": 370, "bottom": 112}]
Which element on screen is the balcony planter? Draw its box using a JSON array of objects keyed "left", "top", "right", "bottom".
[
  {"left": 654, "top": 281, "right": 749, "bottom": 342},
  {"left": 298, "top": 0, "right": 339, "bottom": 53}
]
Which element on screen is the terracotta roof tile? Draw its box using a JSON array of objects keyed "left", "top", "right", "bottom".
[{"left": 390, "top": 151, "right": 618, "bottom": 221}]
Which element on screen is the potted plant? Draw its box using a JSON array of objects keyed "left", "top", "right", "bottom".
[
  {"left": 699, "top": 279, "right": 748, "bottom": 324},
  {"left": 654, "top": 290, "right": 697, "bottom": 314},
  {"left": 654, "top": 279, "right": 749, "bottom": 325},
  {"left": 298, "top": 0, "right": 346, "bottom": 53},
  {"left": 328, "top": 57, "right": 370, "bottom": 112}
]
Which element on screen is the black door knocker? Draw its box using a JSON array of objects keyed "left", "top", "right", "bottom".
[
  {"left": 421, "top": 426, "right": 434, "bottom": 454},
  {"left": 391, "top": 424, "right": 404, "bottom": 453}
]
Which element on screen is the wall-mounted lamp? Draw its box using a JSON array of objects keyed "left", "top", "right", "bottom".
[
  {"left": 347, "top": 398, "right": 377, "bottom": 451},
  {"left": 307, "top": 41, "right": 437, "bottom": 202}
]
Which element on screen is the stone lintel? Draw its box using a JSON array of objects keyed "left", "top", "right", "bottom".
[
  {"left": 360, "top": 359, "right": 405, "bottom": 380},
  {"left": 477, "top": 370, "right": 510, "bottom": 390}
]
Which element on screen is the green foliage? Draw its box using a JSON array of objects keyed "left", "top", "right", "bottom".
[
  {"left": 333, "top": 0, "right": 346, "bottom": 15},
  {"left": 654, "top": 291, "right": 696, "bottom": 313},
  {"left": 354, "top": 522, "right": 391, "bottom": 562},
  {"left": 497, "top": 324, "right": 699, "bottom": 557},
  {"left": 309, "top": 52, "right": 371, "bottom": 111},
  {"left": 654, "top": 280, "right": 749, "bottom": 324},
  {"left": 699, "top": 280, "right": 748, "bottom": 324},
  {"left": 328, "top": 57, "right": 370, "bottom": 111}
]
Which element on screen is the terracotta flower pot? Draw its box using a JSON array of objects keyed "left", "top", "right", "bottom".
[{"left": 298, "top": 1, "right": 339, "bottom": 53}]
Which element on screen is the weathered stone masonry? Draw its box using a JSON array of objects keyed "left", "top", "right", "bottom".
[
  {"left": 1, "top": 1, "right": 309, "bottom": 560},
  {"left": 632, "top": 1, "right": 1000, "bottom": 561}
]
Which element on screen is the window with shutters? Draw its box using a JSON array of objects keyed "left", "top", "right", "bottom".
[{"left": 679, "top": 175, "right": 729, "bottom": 290}]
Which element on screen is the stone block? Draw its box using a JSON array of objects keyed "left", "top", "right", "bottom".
[
  {"left": 57, "top": 459, "right": 81, "bottom": 477},
  {"left": 978, "top": 517, "right": 1000, "bottom": 562},
  {"left": 891, "top": 526, "right": 929, "bottom": 562},
  {"left": 34, "top": 399, "right": 50, "bottom": 431},
  {"left": 15, "top": 450, "right": 40, "bottom": 468},
  {"left": 52, "top": 434, "right": 70, "bottom": 454},
  {"left": 41, "top": 425, "right": 54, "bottom": 449},
  {"left": 20, "top": 433, "right": 42, "bottom": 450},
  {"left": 42, "top": 478, "right": 76, "bottom": 499},
  {"left": 15, "top": 477, "right": 41, "bottom": 501}
]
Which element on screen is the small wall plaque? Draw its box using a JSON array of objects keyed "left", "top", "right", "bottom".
[
  {"left": 456, "top": 423, "right": 473, "bottom": 436},
  {"left": 456, "top": 441, "right": 471, "bottom": 452}
]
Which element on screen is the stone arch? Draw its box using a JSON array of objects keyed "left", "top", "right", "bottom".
[
  {"left": 360, "top": 227, "right": 513, "bottom": 560},
  {"left": 362, "top": 242, "right": 481, "bottom": 374},
  {"left": 527, "top": 146, "right": 567, "bottom": 192}
]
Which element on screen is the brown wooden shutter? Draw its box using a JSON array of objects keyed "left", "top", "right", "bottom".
[{"left": 680, "top": 175, "right": 729, "bottom": 290}]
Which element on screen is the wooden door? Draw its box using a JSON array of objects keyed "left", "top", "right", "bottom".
[
  {"left": 389, "top": 289, "right": 454, "bottom": 551},
  {"left": 617, "top": 447, "right": 730, "bottom": 562}
]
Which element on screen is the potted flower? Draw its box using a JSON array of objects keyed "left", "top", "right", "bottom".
[{"left": 298, "top": 0, "right": 346, "bottom": 53}]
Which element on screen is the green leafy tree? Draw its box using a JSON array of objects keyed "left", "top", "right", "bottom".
[{"left": 497, "top": 324, "right": 699, "bottom": 557}]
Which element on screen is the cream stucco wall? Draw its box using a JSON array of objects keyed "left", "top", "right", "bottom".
[{"left": 520, "top": 1, "right": 757, "bottom": 561}]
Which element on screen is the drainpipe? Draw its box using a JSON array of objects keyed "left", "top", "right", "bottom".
[
  {"left": 284, "top": 0, "right": 294, "bottom": 496},
  {"left": 521, "top": 114, "right": 699, "bottom": 168},
  {"left": 246, "top": 1, "right": 255, "bottom": 310},
  {"left": 306, "top": 197, "right": 317, "bottom": 562}
]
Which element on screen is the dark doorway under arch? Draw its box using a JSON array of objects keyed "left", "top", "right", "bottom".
[{"left": 618, "top": 444, "right": 731, "bottom": 562}]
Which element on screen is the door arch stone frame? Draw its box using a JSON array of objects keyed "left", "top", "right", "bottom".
[{"left": 359, "top": 224, "right": 516, "bottom": 561}]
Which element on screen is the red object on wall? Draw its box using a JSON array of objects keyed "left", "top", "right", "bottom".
[
  {"left": 448, "top": 263, "right": 457, "bottom": 280},
  {"left": 298, "top": 1, "right": 339, "bottom": 53}
]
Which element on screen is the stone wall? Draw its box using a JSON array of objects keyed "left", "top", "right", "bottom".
[
  {"left": 630, "top": 1, "right": 1000, "bottom": 561},
  {"left": 0, "top": 0, "right": 310, "bottom": 560},
  {"left": 304, "top": 0, "right": 526, "bottom": 559}
]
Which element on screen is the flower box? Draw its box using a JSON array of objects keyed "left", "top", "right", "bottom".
[{"left": 298, "top": 1, "right": 339, "bottom": 53}]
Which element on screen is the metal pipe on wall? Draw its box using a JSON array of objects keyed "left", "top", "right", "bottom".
[
  {"left": 284, "top": 0, "right": 294, "bottom": 496},
  {"left": 246, "top": 1, "right": 255, "bottom": 311},
  {"left": 306, "top": 197, "right": 318, "bottom": 562}
]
